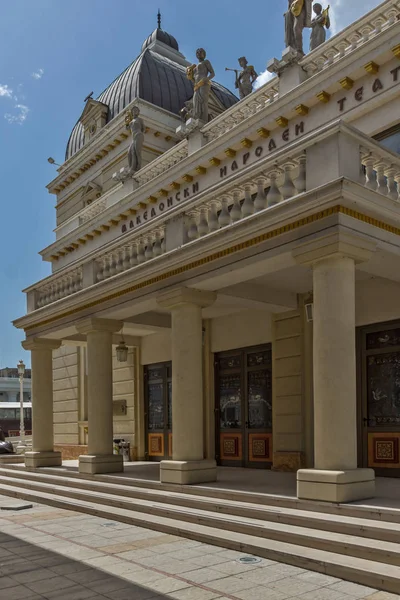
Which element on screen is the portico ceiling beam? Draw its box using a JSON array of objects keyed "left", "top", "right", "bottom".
[
  {"left": 125, "top": 312, "right": 171, "bottom": 329},
  {"left": 219, "top": 283, "right": 298, "bottom": 310}
]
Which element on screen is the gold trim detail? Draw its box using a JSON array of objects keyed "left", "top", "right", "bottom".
[
  {"left": 317, "top": 91, "right": 331, "bottom": 103},
  {"left": 295, "top": 104, "right": 309, "bottom": 116},
  {"left": 195, "top": 166, "right": 207, "bottom": 175},
  {"left": 257, "top": 128, "right": 270, "bottom": 139},
  {"left": 209, "top": 157, "right": 221, "bottom": 167},
  {"left": 364, "top": 61, "right": 379, "bottom": 74},
  {"left": 182, "top": 174, "right": 193, "bottom": 182},
  {"left": 159, "top": 189, "right": 169, "bottom": 197},
  {"left": 170, "top": 182, "right": 180, "bottom": 190},
  {"left": 276, "top": 116, "right": 289, "bottom": 128},
  {"left": 392, "top": 44, "right": 400, "bottom": 59},
  {"left": 340, "top": 77, "right": 354, "bottom": 90},
  {"left": 148, "top": 196, "right": 158, "bottom": 204},
  {"left": 241, "top": 138, "right": 253, "bottom": 148},
  {"left": 225, "top": 148, "right": 236, "bottom": 158}
]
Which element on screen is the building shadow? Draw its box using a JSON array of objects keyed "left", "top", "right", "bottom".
[{"left": 0, "top": 529, "right": 174, "bottom": 600}]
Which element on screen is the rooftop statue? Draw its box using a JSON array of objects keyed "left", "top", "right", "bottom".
[
  {"left": 126, "top": 106, "right": 145, "bottom": 175},
  {"left": 186, "top": 48, "right": 215, "bottom": 124},
  {"left": 285, "top": 0, "right": 313, "bottom": 55},
  {"left": 310, "top": 3, "right": 331, "bottom": 51},
  {"left": 226, "top": 58, "right": 258, "bottom": 99}
]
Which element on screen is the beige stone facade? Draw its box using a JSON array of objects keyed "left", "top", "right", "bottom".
[{"left": 15, "top": 2, "right": 400, "bottom": 500}]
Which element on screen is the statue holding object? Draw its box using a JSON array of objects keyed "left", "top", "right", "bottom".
[
  {"left": 285, "top": 0, "right": 313, "bottom": 55},
  {"left": 186, "top": 48, "right": 215, "bottom": 124},
  {"left": 226, "top": 57, "right": 258, "bottom": 99},
  {"left": 310, "top": 3, "right": 330, "bottom": 51}
]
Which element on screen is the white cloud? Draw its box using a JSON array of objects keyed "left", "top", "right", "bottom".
[
  {"left": 4, "top": 104, "right": 30, "bottom": 125},
  {"left": 0, "top": 84, "right": 13, "bottom": 98},
  {"left": 328, "top": 0, "right": 382, "bottom": 35},
  {"left": 254, "top": 70, "right": 275, "bottom": 90},
  {"left": 31, "top": 68, "right": 44, "bottom": 80}
]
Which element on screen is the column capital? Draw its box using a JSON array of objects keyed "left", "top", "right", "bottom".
[
  {"left": 22, "top": 338, "right": 62, "bottom": 352},
  {"left": 292, "top": 232, "right": 376, "bottom": 267},
  {"left": 157, "top": 287, "right": 217, "bottom": 311},
  {"left": 76, "top": 318, "right": 123, "bottom": 335}
]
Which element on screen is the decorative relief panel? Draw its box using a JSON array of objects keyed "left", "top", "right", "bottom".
[
  {"left": 220, "top": 433, "right": 243, "bottom": 461},
  {"left": 218, "top": 355, "right": 241, "bottom": 370},
  {"left": 148, "top": 433, "right": 164, "bottom": 457},
  {"left": 368, "top": 433, "right": 400, "bottom": 469},
  {"left": 247, "top": 350, "right": 272, "bottom": 367},
  {"left": 249, "top": 433, "right": 272, "bottom": 462},
  {"left": 367, "top": 329, "right": 400, "bottom": 350}
]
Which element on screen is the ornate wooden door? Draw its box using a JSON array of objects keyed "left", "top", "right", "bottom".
[
  {"left": 144, "top": 362, "right": 172, "bottom": 461},
  {"left": 215, "top": 345, "right": 273, "bottom": 468},
  {"left": 358, "top": 322, "right": 400, "bottom": 476}
]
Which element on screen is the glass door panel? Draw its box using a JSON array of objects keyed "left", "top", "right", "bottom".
[{"left": 145, "top": 362, "right": 172, "bottom": 461}]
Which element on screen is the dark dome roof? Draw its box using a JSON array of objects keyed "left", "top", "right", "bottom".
[
  {"left": 141, "top": 28, "right": 179, "bottom": 52},
  {"left": 65, "top": 30, "right": 238, "bottom": 161}
]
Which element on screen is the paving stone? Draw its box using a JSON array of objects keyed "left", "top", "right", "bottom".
[
  {"left": 0, "top": 578, "right": 22, "bottom": 590},
  {"left": 43, "top": 584, "right": 102, "bottom": 600},
  {"left": 24, "top": 574, "right": 77, "bottom": 594},
  {"left": 179, "top": 568, "right": 228, "bottom": 584},
  {"left": 102, "top": 587, "right": 160, "bottom": 600},
  {"left": 234, "top": 587, "right": 288, "bottom": 600},
  {"left": 327, "top": 581, "right": 377, "bottom": 598},
  {"left": 270, "top": 576, "right": 322, "bottom": 596},
  {"left": 143, "top": 576, "right": 192, "bottom": 594},
  {"left": 363, "top": 594, "right": 400, "bottom": 600},
  {"left": 0, "top": 585, "right": 42, "bottom": 600},
  {"left": 203, "top": 575, "right": 255, "bottom": 594},
  {"left": 167, "top": 587, "right": 223, "bottom": 600},
  {"left": 211, "top": 560, "right": 262, "bottom": 575},
  {"left": 85, "top": 576, "right": 135, "bottom": 594},
  {"left": 12, "top": 568, "right": 58, "bottom": 584},
  {"left": 288, "top": 587, "right": 359, "bottom": 600},
  {"left": 68, "top": 569, "right": 112, "bottom": 584}
]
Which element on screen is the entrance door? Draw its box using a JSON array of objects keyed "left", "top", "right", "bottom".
[
  {"left": 144, "top": 362, "right": 172, "bottom": 461},
  {"left": 215, "top": 345, "right": 273, "bottom": 468},
  {"left": 358, "top": 322, "right": 400, "bottom": 476}
]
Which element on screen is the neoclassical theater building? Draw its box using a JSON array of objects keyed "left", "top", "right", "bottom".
[{"left": 15, "top": 1, "right": 400, "bottom": 503}]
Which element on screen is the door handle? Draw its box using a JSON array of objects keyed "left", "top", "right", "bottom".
[
  {"left": 363, "top": 417, "right": 370, "bottom": 427},
  {"left": 245, "top": 421, "right": 249, "bottom": 428}
]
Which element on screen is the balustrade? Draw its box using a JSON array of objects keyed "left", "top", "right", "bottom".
[
  {"left": 95, "top": 229, "right": 166, "bottom": 282},
  {"left": 37, "top": 268, "right": 83, "bottom": 308},
  {"left": 360, "top": 148, "right": 400, "bottom": 201},
  {"left": 182, "top": 156, "right": 304, "bottom": 241}
]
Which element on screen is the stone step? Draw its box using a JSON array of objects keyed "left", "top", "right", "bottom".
[
  {"left": 1, "top": 467, "right": 399, "bottom": 544},
  {"left": 6, "top": 463, "right": 400, "bottom": 524},
  {"left": 1, "top": 473, "right": 400, "bottom": 569},
  {"left": 0, "top": 479, "right": 400, "bottom": 594}
]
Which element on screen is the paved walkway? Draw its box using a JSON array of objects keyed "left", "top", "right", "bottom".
[{"left": 0, "top": 495, "right": 397, "bottom": 600}]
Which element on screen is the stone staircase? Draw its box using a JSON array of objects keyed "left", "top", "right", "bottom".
[{"left": 0, "top": 466, "right": 400, "bottom": 593}]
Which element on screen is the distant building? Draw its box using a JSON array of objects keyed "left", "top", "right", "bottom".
[{"left": 0, "top": 368, "right": 31, "bottom": 403}]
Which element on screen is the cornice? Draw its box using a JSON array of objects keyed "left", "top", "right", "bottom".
[{"left": 15, "top": 178, "right": 400, "bottom": 333}]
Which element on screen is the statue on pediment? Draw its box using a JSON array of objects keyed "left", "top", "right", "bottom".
[
  {"left": 186, "top": 48, "right": 215, "bottom": 124},
  {"left": 310, "top": 4, "right": 330, "bottom": 51},
  {"left": 285, "top": 0, "right": 313, "bottom": 56}
]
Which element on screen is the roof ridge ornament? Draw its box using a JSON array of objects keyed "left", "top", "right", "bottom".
[{"left": 157, "top": 9, "right": 161, "bottom": 29}]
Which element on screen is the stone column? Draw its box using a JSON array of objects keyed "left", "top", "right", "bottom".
[
  {"left": 22, "top": 338, "right": 62, "bottom": 468},
  {"left": 293, "top": 232, "right": 376, "bottom": 503},
  {"left": 77, "top": 318, "right": 123, "bottom": 474},
  {"left": 157, "top": 288, "right": 216, "bottom": 484}
]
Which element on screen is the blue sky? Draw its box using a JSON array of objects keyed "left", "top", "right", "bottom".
[{"left": 0, "top": 0, "right": 381, "bottom": 367}]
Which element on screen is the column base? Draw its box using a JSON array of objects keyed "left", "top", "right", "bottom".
[
  {"left": 297, "top": 468, "right": 375, "bottom": 503},
  {"left": 160, "top": 460, "right": 217, "bottom": 485},
  {"left": 25, "top": 451, "right": 62, "bottom": 468},
  {"left": 79, "top": 454, "right": 123, "bottom": 475}
]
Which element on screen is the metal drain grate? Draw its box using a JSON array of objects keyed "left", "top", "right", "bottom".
[{"left": 238, "top": 556, "right": 262, "bottom": 564}]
